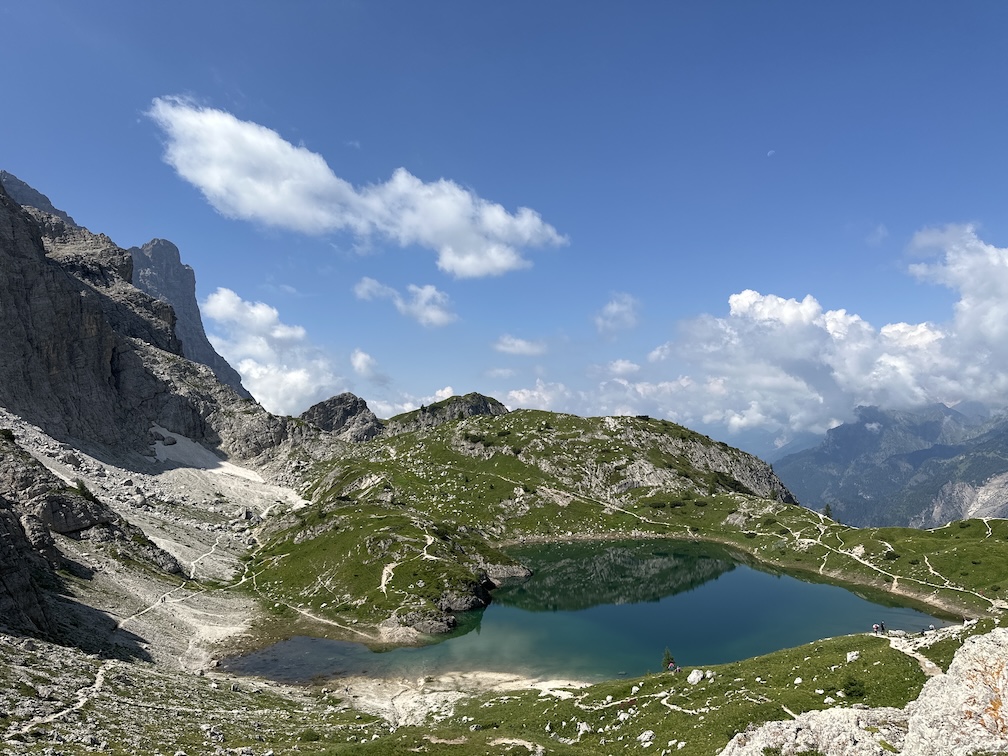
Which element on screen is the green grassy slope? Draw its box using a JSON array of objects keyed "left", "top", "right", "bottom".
[{"left": 241, "top": 409, "right": 1006, "bottom": 642}]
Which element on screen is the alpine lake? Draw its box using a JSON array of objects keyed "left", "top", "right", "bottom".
[{"left": 227, "top": 540, "right": 951, "bottom": 684}]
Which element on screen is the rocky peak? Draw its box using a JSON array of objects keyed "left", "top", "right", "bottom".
[
  {"left": 0, "top": 170, "right": 77, "bottom": 227},
  {"left": 300, "top": 393, "right": 383, "bottom": 442},
  {"left": 385, "top": 393, "right": 508, "bottom": 435},
  {"left": 130, "top": 238, "right": 251, "bottom": 399}
]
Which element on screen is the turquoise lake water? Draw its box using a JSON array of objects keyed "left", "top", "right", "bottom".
[{"left": 227, "top": 540, "right": 950, "bottom": 683}]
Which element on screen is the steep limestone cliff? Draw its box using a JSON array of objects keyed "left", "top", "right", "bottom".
[
  {"left": 0, "top": 170, "right": 76, "bottom": 226},
  {"left": 130, "top": 238, "right": 251, "bottom": 399},
  {"left": 0, "top": 180, "right": 341, "bottom": 474}
]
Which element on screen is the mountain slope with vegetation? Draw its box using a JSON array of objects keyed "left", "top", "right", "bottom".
[
  {"left": 245, "top": 406, "right": 798, "bottom": 635},
  {"left": 1, "top": 171, "right": 1005, "bottom": 755}
]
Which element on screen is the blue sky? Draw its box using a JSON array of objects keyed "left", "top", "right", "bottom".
[{"left": 4, "top": 1, "right": 1008, "bottom": 455}]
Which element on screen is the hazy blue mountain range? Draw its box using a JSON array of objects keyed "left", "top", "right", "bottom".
[{"left": 773, "top": 403, "right": 1008, "bottom": 527}]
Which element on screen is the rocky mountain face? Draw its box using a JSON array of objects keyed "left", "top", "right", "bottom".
[
  {"left": 0, "top": 178, "right": 346, "bottom": 474},
  {"left": 0, "top": 170, "right": 76, "bottom": 226},
  {"left": 130, "top": 238, "right": 251, "bottom": 399},
  {"left": 0, "top": 429, "right": 180, "bottom": 640},
  {"left": 300, "top": 392, "right": 384, "bottom": 442},
  {"left": 773, "top": 403, "right": 1008, "bottom": 527}
]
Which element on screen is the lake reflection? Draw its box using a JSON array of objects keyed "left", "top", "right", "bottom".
[{"left": 226, "top": 540, "right": 949, "bottom": 683}]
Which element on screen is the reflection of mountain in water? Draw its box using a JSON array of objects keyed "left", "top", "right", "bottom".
[{"left": 494, "top": 541, "right": 737, "bottom": 612}]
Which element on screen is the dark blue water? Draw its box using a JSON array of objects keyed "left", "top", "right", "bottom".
[{"left": 227, "top": 543, "right": 949, "bottom": 683}]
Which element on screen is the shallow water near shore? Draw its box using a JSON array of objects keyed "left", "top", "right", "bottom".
[{"left": 227, "top": 540, "right": 949, "bottom": 683}]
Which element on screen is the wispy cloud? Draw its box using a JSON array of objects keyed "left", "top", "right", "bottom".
[
  {"left": 353, "top": 277, "right": 457, "bottom": 327},
  {"left": 494, "top": 334, "right": 547, "bottom": 356},
  {"left": 350, "top": 348, "right": 389, "bottom": 385},
  {"left": 594, "top": 292, "right": 639, "bottom": 335},
  {"left": 201, "top": 287, "right": 342, "bottom": 415},
  {"left": 866, "top": 223, "right": 889, "bottom": 246},
  {"left": 506, "top": 379, "right": 572, "bottom": 410},
  {"left": 607, "top": 359, "right": 640, "bottom": 376},
  {"left": 148, "top": 96, "right": 567, "bottom": 277}
]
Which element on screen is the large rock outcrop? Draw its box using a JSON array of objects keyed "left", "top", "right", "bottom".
[
  {"left": 0, "top": 431, "right": 182, "bottom": 575},
  {"left": 0, "top": 178, "right": 340, "bottom": 474},
  {"left": 130, "top": 238, "right": 251, "bottom": 399},
  {"left": 300, "top": 392, "right": 383, "bottom": 442},
  {"left": 720, "top": 628, "right": 1008, "bottom": 756},
  {"left": 0, "top": 170, "right": 76, "bottom": 226},
  {"left": 384, "top": 392, "right": 509, "bottom": 436},
  {"left": 0, "top": 495, "right": 54, "bottom": 636}
]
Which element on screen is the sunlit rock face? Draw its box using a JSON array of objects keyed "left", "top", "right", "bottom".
[
  {"left": 719, "top": 628, "right": 1008, "bottom": 756},
  {"left": 300, "top": 393, "right": 383, "bottom": 442},
  {"left": 130, "top": 238, "right": 251, "bottom": 400}
]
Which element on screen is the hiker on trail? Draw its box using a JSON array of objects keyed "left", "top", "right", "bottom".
[
  {"left": 873, "top": 623, "right": 879, "bottom": 634},
  {"left": 880, "top": 622, "right": 886, "bottom": 634}
]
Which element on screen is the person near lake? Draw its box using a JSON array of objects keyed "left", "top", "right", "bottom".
[
  {"left": 873, "top": 623, "right": 879, "bottom": 634},
  {"left": 880, "top": 622, "right": 886, "bottom": 634}
]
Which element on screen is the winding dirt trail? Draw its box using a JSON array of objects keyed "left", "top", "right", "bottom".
[
  {"left": 888, "top": 634, "right": 944, "bottom": 677},
  {"left": 6, "top": 660, "right": 115, "bottom": 739}
]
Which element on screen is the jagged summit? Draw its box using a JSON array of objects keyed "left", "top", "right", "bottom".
[
  {"left": 384, "top": 392, "right": 509, "bottom": 435},
  {"left": 131, "top": 238, "right": 251, "bottom": 399},
  {"left": 300, "top": 392, "right": 383, "bottom": 442},
  {"left": 0, "top": 174, "right": 278, "bottom": 462},
  {"left": 0, "top": 170, "right": 77, "bottom": 227}
]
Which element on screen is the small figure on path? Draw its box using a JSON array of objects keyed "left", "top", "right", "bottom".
[
  {"left": 873, "top": 623, "right": 879, "bottom": 634},
  {"left": 880, "top": 621, "right": 886, "bottom": 634}
]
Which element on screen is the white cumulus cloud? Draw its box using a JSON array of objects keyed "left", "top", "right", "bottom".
[
  {"left": 202, "top": 288, "right": 342, "bottom": 414},
  {"left": 350, "top": 348, "right": 389, "bottom": 385},
  {"left": 354, "top": 277, "right": 457, "bottom": 327},
  {"left": 506, "top": 379, "right": 573, "bottom": 411},
  {"left": 494, "top": 334, "right": 547, "bottom": 356},
  {"left": 148, "top": 96, "right": 567, "bottom": 277},
  {"left": 636, "top": 225, "right": 1008, "bottom": 439},
  {"left": 607, "top": 359, "right": 640, "bottom": 376}
]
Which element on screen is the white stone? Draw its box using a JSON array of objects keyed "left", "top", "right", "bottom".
[
  {"left": 846, "top": 650, "right": 860, "bottom": 662},
  {"left": 718, "top": 629, "right": 1008, "bottom": 756},
  {"left": 687, "top": 669, "right": 704, "bottom": 685}
]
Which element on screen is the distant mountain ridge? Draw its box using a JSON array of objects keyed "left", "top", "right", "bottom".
[{"left": 773, "top": 403, "right": 1008, "bottom": 527}]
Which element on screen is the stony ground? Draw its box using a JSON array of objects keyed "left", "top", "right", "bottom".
[
  {"left": 0, "top": 411, "right": 579, "bottom": 751},
  {"left": 2, "top": 409, "right": 1006, "bottom": 755}
]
